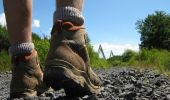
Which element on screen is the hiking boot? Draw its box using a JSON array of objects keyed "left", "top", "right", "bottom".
[
  {"left": 10, "top": 50, "right": 46, "bottom": 99},
  {"left": 44, "top": 21, "right": 102, "bottom": 97}
]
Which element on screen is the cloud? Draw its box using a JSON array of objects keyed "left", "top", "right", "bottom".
[
  {"left": 32, "top": 19, "right": 40, "bottom": 28},
  {"left": 0, "top": 13, "right": 6, "bottom": 27},
  {"left": 93, "top": 42, "right": 139, "bottom": 58}
]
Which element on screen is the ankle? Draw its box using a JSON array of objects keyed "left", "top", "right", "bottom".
[
  {"left": 8, "top": 43, "right": 34, "bottom": 56},
  {"left": 11, "top": 49, "right": 37, "bottom": 63},
  {"left": 53, "top": 6, "right": 84, "bottom": 26}
]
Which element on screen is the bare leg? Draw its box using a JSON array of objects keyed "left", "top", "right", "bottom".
[
  {"left": 3, "top": 0, "right": 45, "bottom": 98},
  {"left": 3, "top": 0, "right": 32, "bottom": 45}
]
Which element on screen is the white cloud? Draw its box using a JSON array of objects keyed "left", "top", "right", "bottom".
[
  {"left": 93, "top": 42, "right": 139, "bottom": 58},
  {"left": 32, "top": 19, "right": 40, "bottom": 28},
  {"left": 0, "top": 13, "right": 6, "bottom": 27}
]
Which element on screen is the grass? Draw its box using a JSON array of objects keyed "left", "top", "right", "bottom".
[
  {"left": 33, "top": 38, "right": 50, "bottom": 67},
  {"left": 86, "top": 44, "right": 111, "bottom": 68},
  {"left": 108, "top": 49, "right": 170, "bottom": 75},
  {"left": 0, "top": 50, "right": 11, "bottom": 71},
  {"left": 131, "top": 49, "right": 170, "bottom": 73}
]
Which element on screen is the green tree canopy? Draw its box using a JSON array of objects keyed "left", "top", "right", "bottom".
[{"left": 136, "top": 11, "right": 170, "bottom": 50}]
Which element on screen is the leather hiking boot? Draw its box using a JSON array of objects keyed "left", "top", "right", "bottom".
[
  {"left": 10, "top": 50, "right": 46, "bottom": 99},
  {"left": 44, "top": 21, "right": 102, "bottom": 97}
]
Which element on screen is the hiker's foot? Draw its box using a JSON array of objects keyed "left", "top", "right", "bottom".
[
  {"left": 44, "top": 21, "right": 102, "bottom": 97},
  {"left": 10, "top": 50, "right": 47, "bottom": 99}
]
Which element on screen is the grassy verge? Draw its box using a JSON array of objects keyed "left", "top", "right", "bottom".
[
  {"left": 0, "top": 50, "right": 11, "bottom": 71},
  {"left": 87, "top": 44, "right": 111, "bottom": 69},
  {"left": 108, "top": 49, "right": 170, "bottom": 75},
  {"left": 131, "top": 49, "right": 170, "bottom": 74}
]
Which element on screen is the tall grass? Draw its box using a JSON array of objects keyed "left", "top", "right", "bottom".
[
  {"left": 108, "top": 49, "right": 170, "bottom": 73},
  {"left": 130, "top": 49, "right": 170, "bottom": 72},
  {"left": 33, "top": 37, "right": 50, "bottom": 67}
]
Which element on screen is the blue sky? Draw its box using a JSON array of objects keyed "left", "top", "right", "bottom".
[{"left": 0, "top": 0, "right": 170, "bottom": 57}]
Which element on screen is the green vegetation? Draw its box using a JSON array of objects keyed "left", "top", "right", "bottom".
[
  {"left": 131, "top": 49, "right": 170, "bottom": 72},
  {"left": 32, "top": 33, "right": 50, "bottom": 67},
  {"left": 136, "top": 11, "right": 170, "bottom": 50},
  {"left": 107, "top": 11, "right": 170, "bottom": 74},
  {"left": 0, "top": 50, "right": 11, "bottom": 71},
  {"left": 108, "top": 49, "right": 170, "bottom": 74},
  {"left": 87, "top": 44, "right": 110, "bottom": 68}
]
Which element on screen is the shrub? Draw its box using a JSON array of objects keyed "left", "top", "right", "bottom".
[
  {"left": 122, "top": 49, "right": 137, "bottom": 62},
  {"left": 131, "top": 49, "right": 170, "bottom": 72},
  {"left": 107, "top": 56, "right": 122, "bottom": 66}
]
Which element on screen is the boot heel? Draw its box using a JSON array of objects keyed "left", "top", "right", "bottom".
[{"left": 44, "top": 66, "right": 92, "bottom": 97}]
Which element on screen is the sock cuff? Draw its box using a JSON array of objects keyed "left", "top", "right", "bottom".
[
  {"left": 8, "top": 43, "right": 34, "bottom": 56},
  {"left": 54, "top": 6, "right": 84, "bottom": 26}
]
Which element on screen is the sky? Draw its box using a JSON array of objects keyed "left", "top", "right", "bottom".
[{"left": 0, "top": 0, "right": 170, "bottom": 58}]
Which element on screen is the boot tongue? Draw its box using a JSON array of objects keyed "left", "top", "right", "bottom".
[
  {"left": 51, "top": 20, "right": 84, "bottom": 35},
  {"left": 62, "top": 21, "right": 84, "bottom": 31}
]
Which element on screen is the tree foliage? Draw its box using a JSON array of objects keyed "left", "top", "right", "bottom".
[{"left": 136, "top": 11, "right": 170, "bottom": 50}]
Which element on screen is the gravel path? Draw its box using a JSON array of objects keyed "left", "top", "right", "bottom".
[{"left": 0, "top": 67, "right": 170, "bottom": 100}]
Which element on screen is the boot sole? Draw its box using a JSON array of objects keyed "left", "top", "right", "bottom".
[{"left": 44, "top": 59, "right": 102, "bottom": 97}]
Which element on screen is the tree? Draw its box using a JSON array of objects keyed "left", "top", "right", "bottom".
[{"left": 136, "top": 11, "right": 170, "bottom": 50}]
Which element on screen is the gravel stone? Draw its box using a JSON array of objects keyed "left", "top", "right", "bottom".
[{"left": 0, "top": 67, "right": 170, "bottom": 100}]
